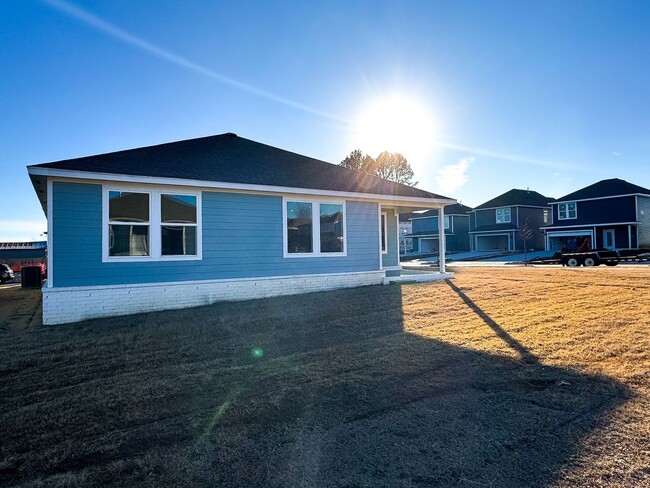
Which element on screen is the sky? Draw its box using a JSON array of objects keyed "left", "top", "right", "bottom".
[{"left": 2, "top": 0, "right": 650, "bottom": 241}]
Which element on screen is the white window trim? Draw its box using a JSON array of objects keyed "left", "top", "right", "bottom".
[
  {"left": 381, "top": 212, "right": 388, "bottom": 254},
  {"left": 282, "top": 197, "right": 347, "bottom": 258},
  {"left": 558, "top": 202, "right": 578, "bottom": 220},
  {"left": 444, "top": 215, "right": 451, "bottom": 230},
  {"left": 102, "top": 185, "right": 203, "bottom": 262},
  {"left": 495, "top": 207, "right": 511, "bottom": 224}
]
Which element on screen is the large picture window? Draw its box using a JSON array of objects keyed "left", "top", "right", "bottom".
[
  {"left": 104, "top": 187, "right": 201, "bottom": 261},
  {"left": 285, "top": 198, "right": 346, "bottom": 256},
  {"left": 558, "top": 202, "right": 577, "bottom": 220},
  {"left": 495, "top": 207, "right": 511, "bottom": 224}
]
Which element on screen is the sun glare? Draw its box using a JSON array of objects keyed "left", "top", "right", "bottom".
[{"left": 351, "top": 94, "right": 437, "bottom": 163}]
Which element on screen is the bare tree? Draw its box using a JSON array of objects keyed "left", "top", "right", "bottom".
[
  {"left": 519, "top": 218, "right": 534, "bottom": 265},
  {"left": 340, "top": 149, "right": 375, "bottom": 173},
  {"left": 340, "top": 149, "right": 417, "bottom": 186}
]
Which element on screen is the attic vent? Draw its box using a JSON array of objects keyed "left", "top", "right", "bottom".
[{"left": 225, "top": 132, "right": 238, "bottom": 138}]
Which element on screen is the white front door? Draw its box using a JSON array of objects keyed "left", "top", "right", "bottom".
[{"left": 603, "top": 229, "right": 615, "bottom": 250}]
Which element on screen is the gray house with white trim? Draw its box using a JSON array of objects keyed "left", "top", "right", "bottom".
[
  {"left": 469, "top": 189, "right": 554, "bottom": 252},
  {"left": 28, "top": 133, "right": 455, "bottom": 325}
]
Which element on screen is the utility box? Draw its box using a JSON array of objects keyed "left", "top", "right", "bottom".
[{"left": 21, "top": 266, "right": 42, "bottom": 289}]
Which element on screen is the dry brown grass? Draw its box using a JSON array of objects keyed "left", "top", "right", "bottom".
[{"left": 0, "top": 266, "right": 648, "bottom": 487}]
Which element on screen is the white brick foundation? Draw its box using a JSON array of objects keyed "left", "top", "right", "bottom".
[{"left": 42, "top": 271, "right": 385, "bottom": 325}]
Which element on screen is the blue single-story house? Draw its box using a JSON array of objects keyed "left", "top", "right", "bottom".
[
  {"left": 405, "top": 203, "right": 473, "bottom": 253},
  {"left": 28, "top": 133, "right": 455, "bottom": 325},
  {"left": 541, "top": 178, "right": 650, "bottom": 251}
]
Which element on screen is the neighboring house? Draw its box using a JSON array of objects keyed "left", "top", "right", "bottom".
[
  {"left": 0, "top": 241, "right": 47, "bottom": 272},
  {"left": 28, "top": 133, "right": 455, "bottom": 325},
  {"left": 541, "top": 178, "right": 650, "bottom": 251},
  {"left": 406, "top": 203, "right": 473, "bottom": 253},
  {"left": 469, "top": 189, "right": 553, "bottom": 252}
]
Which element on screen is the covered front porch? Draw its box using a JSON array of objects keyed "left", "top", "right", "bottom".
[{"left": 380, "top": 202, "right": 453, "bottom": 282}]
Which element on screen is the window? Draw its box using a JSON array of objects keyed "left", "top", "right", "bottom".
[
  {"left": 381, "top": 212, "right": 388, "bottom": 254},
  {"left": 495, "top": 207, "right": 511, "bottom": 223},
  {"left": 543, "top": 209, "right": 550, "bottom": 224},
  {"left": 104, "top": 187, "right": 201, "bottom": 261},
  {"left": 108, "top": 191, "right": 150, "bottom": 256},
  {"left": 161, "top": 194, "right": 198, "bottom": 256},
  {"left": 285, "top": 198, "right": 346, "bottom": 256},
  {"left": 558, "top": 202, "right": 577, "bottom": 220},
  {"left": 320, "top": 203, "right": 344, "bottom": 253},
  {"left": 444, "top": 215, "right": 450, "bottom": 230},
  {"left": 286, "top": 201, "right": 313, "bottom": 253}
]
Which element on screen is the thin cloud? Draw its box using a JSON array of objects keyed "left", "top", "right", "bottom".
[
  {"left": 433, "top": 140, "right": 592, "bottom": 171},
  {"left": 436, "top": 157, "right": 473, "bottom": 194},
  {"left": 42, "top": 0, "right": 347, "bottom": 123}
]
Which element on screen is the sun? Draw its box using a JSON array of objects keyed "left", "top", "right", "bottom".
[{"left": 351, "top": 94, "right": 437, "bottom": 162}]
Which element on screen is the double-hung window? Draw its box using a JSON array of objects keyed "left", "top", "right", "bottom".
[
  {"left": 108, "top": 191, "right": 150, "bottom": 257},
  {"left": 558, "top": 202, "right": 577, "bottom": 220},
  {"left": 443, "top": 215, "right": 450, "bottom": 230},
  {"left": 161, "top": 194, "right": 198, "bottom": 256},
  {"left": 284, "top": 198, "right": 346, "bottom": 256},
  {"left": 104, "top": 187, "right": 201, "bottom": 261},
  {"left": 495, "top": 207, "right": 511, "bottom": 223}
]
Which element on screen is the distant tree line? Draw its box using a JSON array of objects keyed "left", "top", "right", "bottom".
[{"left": 340, "top": 149, "right": 417, "bottom": 187}]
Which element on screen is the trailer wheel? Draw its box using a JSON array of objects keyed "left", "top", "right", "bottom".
[
  {"left": 565, "top": 257, "right": 580, "bottom": 267},
  {"left": 583, "top": 257, "right": 599, "bottom": 267}
]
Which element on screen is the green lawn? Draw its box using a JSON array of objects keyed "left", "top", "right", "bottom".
[{"left": 1, "top": 267, "right": 648, "bottom": 487}]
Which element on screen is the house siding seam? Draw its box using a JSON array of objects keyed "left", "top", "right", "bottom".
[
  {"left": 51, "top": 181, "right": 381, "bottom": 287},
  {"left": 41, "top": 271, "right": 385, "bottom": 325}
]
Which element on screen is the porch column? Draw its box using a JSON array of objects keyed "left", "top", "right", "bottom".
[{"left": 438, "top": 206, "right": 446, "bottom": 274}]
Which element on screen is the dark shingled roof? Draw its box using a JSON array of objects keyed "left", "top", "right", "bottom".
[
  {"left": 411, "top": 203, "right": 473, "bottom": 219},
  {"left": 30, "top": 133, "right": 451, "bottom": 201},
  {"left": 474, "top": 189, "right": 553, "bottom": 209},
  {"left": 555, "top": 178, "right": 650, "bottom": 202}
]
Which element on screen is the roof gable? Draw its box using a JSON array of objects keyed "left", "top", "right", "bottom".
[
  {"left": 29, "top": 133, "right": 451, "bottom": 201},
  {"left": 555, "top": 178, "right": 650, "bottom": 202},
  {"left": 474, "top": 189, "right": 554, "bottom": 209}
]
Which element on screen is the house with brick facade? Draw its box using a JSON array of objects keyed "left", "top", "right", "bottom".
[{"left": 28, "top": 133, "right": 455, "bottom": 325}]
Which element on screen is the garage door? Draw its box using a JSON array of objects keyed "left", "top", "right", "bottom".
[
  {"left": 547, "top": 231, "right": 593, "bottom": 252},
  {"left": 476, "top": 234, "right": 509, "bottom": 251},
  {"left": 420, "top": 238, "right": 439, "bottom": 252}
]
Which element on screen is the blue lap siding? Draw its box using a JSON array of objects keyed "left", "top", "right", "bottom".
[
  {"left": 381, "top": 208, "right": 399, "bottom": 267},
  {"left": 51, "top": 181, "right": 381, "bottom": 287}
]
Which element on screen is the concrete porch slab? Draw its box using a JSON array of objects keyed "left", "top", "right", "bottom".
[{"left": 383, "top": 272, "right": 454, "bottom": 285}]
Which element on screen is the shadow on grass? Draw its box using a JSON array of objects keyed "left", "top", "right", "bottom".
[
  {"left": 445, "top": 279, "right": 539, "bottom": 364},
  {"left": 0, "top": 284, "right": 631, "bottom": 487}
]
